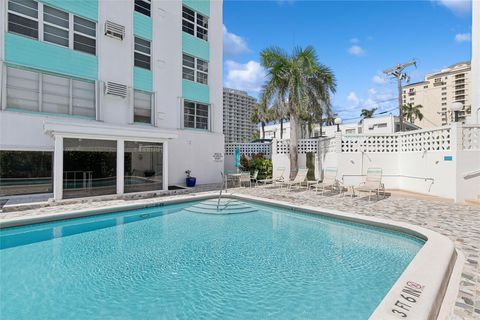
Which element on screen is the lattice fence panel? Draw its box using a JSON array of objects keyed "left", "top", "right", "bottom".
[
  {"left": 224, "top": 143, "right": 271, "bottom": 156},
  {"left": 462, "top": 126, "right": 480, "bottom": 151},
  {"left": 341, "top": 135, "right": 399, "bottom": 153},
  {"left": 400, "top": 128, "right": 451, "bottom": 152},
  {"left": 298, "top": 139, "right": 318, "bottom": 154}
]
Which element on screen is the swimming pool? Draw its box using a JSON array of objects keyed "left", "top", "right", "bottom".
[{"left": 0, "top": 197, "right": 428, "bottom": 319}]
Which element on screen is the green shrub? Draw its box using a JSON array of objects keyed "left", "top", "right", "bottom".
[{"left": 242, "top": 153, "right": 272, "bottom": 180}]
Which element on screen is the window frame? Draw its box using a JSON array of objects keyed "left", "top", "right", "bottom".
[
  {"left": 5, "top": 66, "right": 96, "bottom": 118},
  {"left": 182, "top": 5, "right": 208, "bottom": 41},
  {"left": 133, "top": 89, "right": 153, "bottom": 125},
  {"left": 134, "top": 0, "right": 151, "bottom": 17},
  {"left": 7, "top": 0, "right": 97, "bottom": 56},
  {"left": 183, "top": 100, "right": 210, "bottom": 131},
  {"left": 134, "top": 37, "right": 151, "bottom": 70},
  {"left": 182, "top": 53, "right": 208, "bottom": 85}
]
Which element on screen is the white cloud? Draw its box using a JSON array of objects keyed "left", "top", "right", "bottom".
[
  {"left": 348, "top": 45, "right": 365, "bottom": 56},
  {"left": 347, "top": 92, "right": 360, "bottom": 106},
  {"left": 372, "top": 73, "right": 388, "bottom": 85},
  {"left": 224, "top": 60, "right": 266, "bottom": 94},
  {"left": 455, "top": 32, "right": 471, "bottom": 42},
  {"left": 223, "top": 25, "right": 250, "bottom": 56},
  {"left": 432, "top": 0, "right": 471, "bottom": 15}
]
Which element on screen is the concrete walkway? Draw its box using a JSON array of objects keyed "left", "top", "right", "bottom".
[{"left": 1, "top": 186, "right": 479, "bottom": 319}]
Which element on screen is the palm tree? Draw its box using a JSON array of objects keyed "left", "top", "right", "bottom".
[
  {"left": 260, "top": 46, "right": 336, "bottom": 178},
  {"left": 270, "top": 99, "right": 289, "bottom": 139},
  {"left": 251, "top": 102, "right": 270, "bottom": 139},
  {"left": 360, "top": 107, "right": 377, "bottom": 119},
  {"left": 402, "top": 103, "right": 424, "bottom": 124}
]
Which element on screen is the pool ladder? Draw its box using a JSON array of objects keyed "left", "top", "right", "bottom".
[{"left": 217, "top": 171, "right": 226, "bottom": 211}]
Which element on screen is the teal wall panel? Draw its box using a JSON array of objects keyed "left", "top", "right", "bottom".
[
  {"left": 40, "top": 0, "right": 98, "bottom": 21},
  {"left": 182, "top": 33, "right": 209, "bottom": 61},
  {"left": 183, "top": 0, "right": 210, "bottom": 17},
  {"left": 182, "top": 80, "right": 209, "bottom": 104},
  {"left": 134, "top": 67, "right": 153, "bottom": 92},
  {"left": 5, "top": 33, "right": 98, "bottom": 80},
  {"left": 133, "top": 12, "right": 152, "bottom": 40}
]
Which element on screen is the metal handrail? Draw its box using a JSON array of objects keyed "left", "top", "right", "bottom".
[{"left": 217, "top": 171, "right": 225, "bottom": 211}]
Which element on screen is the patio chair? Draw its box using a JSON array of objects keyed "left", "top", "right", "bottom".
[
  {"left": 257, "top": 167, "right": 286, "bottom": 186},
  {"left": 239, "top": 171, "right": 252, "bottom": 188},
  {"left": 306, "top": 167, "right": 322, "bottom": 189},
  {"left": 251, "top": 170, "right": 259, "bottom": 186},
  {"left": 356, "top": 168, "right": 385, "bottom": 200},
  {"left": 314, "top": 167, "right": 338, "bottom": 195},
  {"left": 282, "top": 168, "right": 309, "bottom": 190}
]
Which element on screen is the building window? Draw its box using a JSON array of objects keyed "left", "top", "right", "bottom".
[
  {"left": 423, "top": 85, "right": 428, "bottom": 89},
  {"left": 134, "top": 0, "right": 151, "bottom": 17},
  {"left": 7, "top": 0, "right": 38, "bottom": 39},
  {"left": 0, "top": 151, "right": 53, "bottom": 196},
  {"left": 73, "top": 16, "right": 96, "bottom": 55},
  {"left": 441, "top": 97, "right": 447, "bottom": 101},
  {"left": 6, "top": 66, "right": 96, "bottom": 118},
  {"left": 442, "top": 92, "right": 447, "bottom": 96},
  {"left": 124, "top": 141, "right": 163, "bottom": 193},
  {"left": 442, "top": 102, "right": 447, "bottom": 106},
  {"left": 7, "top": 0, "right": 96, "bottom": 55},
  {"left": 43, "top": 5, "right": 69, "bottom": 47},
  {"left": 134, "top": 90, "right": 152, "bottom": 124},
  {"left": 184, "top": 100, "right": 209, "bottom": 130},
  {"left": 182, "top": 54, "right": 208, "bottom": 84},
  {"left": 134, "top": 37, "right": 151, "bottom": 70},
  {"left": 63, "top": 138, "right": 117, "bottom": 199},
  {"left": 182, "top": 6, "right": 208, "bottom": 41}
]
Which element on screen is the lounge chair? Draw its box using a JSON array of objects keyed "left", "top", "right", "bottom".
[
  {"left": 239, "top": 171, "right": 252, "bottom": 188},
  {"left": 257, "top": 167, "right": 286, "bottom": 186},
  {"left": 314, "top": 167, "right": 338, "bottom": 195},
  {"left": 251, "top": 170, "right": 259, "bottom": 186},
  {"left": 282, "top": 168, "right": 309, "bottom": 190},
  {"left": 356, "top": 168, "right": 385, "bottom": 200}
]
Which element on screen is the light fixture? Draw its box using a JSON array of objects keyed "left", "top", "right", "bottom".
[
  {"left": 451, "top": 101, "right": 463, "bottom": 122},
  {"left": 334, "top": 117, "right": 342, "bottom": 132}
]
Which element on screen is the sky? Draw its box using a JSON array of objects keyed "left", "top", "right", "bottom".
[{"left": 222, "top": 0, "right": 473, "bottom": 123}]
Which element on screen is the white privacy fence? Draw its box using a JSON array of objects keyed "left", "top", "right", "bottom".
[
  {"left": 342, "top": 127, "right": 452, "bottom": 153},
  {"left": 224, "top": 143, "right": 271, "bottom": 156},
  {"left": 224, "top": 124, "right": 479, "bottom": 203},
  {"left": 462, "top": 126, "right": 480, "bottom": 151}
]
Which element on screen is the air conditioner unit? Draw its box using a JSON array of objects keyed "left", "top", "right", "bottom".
[
  {"left": 104, "top": 81, "right": 128, "bottom": 98},
  {"left": 104, "top": 20, "right": 125, "bottom": 40}
]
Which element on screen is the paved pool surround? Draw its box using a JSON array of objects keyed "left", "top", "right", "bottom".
[{"left": 0, "top": 192, "right": 459, "bottom": 320}]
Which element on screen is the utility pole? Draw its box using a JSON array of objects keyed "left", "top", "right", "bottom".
[{"left": 383, "top": 60, "right": 416, "bottom": 131}]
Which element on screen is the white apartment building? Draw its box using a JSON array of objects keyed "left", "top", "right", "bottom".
[
  {"left": 223, "top": 87, "right": 257, "bottom": 143},
  {"left": 402, "top": 61, "right": 471, "bottom": 128},
  {"left": 0, "top": 0, "right": 223, "bottom": 200},
  {"left": 264, "top": 115, "right": 418, "bottom": 139}
]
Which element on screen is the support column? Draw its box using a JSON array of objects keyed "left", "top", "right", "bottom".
[
  {"left": 117, "top": 139, "right": 124, "bottom": 195},
  {"left": 162, "top": 141, "right": 168, "bottom": 191},
  {"left": 53, "top": 135, "right": 63, "bottom": 201}
]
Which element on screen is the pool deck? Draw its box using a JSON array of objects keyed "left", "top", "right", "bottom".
[{"left": 1, "top": 185, "right": 479, "bottom": 319}]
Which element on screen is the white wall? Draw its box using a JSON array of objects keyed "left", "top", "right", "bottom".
[
  {"left": 168, "top": 131, "right": 224, "bottom": 186},
  {"left": 154, "top": 0, "right": 182, "bottom": 130},
  {"left": 98, "top": 0, "right": 134, "bottom": 125},
  {"left": 471, "top": 0, "right": 480, "bottom": 124}
]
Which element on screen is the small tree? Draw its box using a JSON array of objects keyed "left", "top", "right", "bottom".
[{"left": 402, "top": 103, "right": 424, "bottom": 124}]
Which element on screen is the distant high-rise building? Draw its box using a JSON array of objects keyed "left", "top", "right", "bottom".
[
  {"left": 223, "top": 88, "right": 257, "bottom": 143},
  {"left": 402, "top": 62, "right": 471, "bottom": 128}
]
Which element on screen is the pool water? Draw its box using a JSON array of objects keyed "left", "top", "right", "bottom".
[{"left": 0, "top": 199, "right": 423, "bottom": 319}]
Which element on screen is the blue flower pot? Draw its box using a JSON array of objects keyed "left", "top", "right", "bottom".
[{"left": 186, "top": 177, "right": 196, "bottom": 187}]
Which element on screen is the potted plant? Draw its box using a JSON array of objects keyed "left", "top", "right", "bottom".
[{"left": 185, "top": 170, "right": 196, "bottom": 187}]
